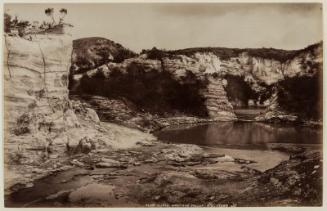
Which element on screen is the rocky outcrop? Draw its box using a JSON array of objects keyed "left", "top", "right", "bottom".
[
  {"left": 71, "top": 57, "right": 210, "bottom": 118},
  {"left": 202, "top": 77, "right": 236, "bottom": 120},
  {"left": 166, "top": 42, "right": 322, "bottom": 80},
  {"left": 163, "top": 43, "right": 322, "bottom": 110},
  {"left": 3, "top": 34, "right": 156, "bottom": 192},
  {"left": 4, "top": 34, "right": 72, "bottom": 128},
  {"left": 70, "top": 41, "right": 322, "bottom": 122},
  {"left": 70, "top": 55, "right": 237, "bottom": 121},
  {"left": 255, "top": 90, "right": 298, "bottom": 122},
  {"left": 69, "top": 94, "right": 160, "bottom": 131},
  {"left": 3, "top": 33, "right": 75, "bottom": 189}
]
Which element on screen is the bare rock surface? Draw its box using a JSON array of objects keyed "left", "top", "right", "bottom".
[
  {"left": 5, "top": 140, "right": 322, "bottom": 207},
  {"left": 3, "top": 35, "right": 156, "bottom": 194}
]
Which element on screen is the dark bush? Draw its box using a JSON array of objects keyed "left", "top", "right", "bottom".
[
  {"left": 13, "top": 114, "right": 31, "bottom": 135},
  {"left": 145, "top": 47, "right": 166, "bottom": 60},
  {"left": 114, "top": 48, "right": 137, "bottom": 63},
  {"left": 277, "top": 71, "right": 322, "bottom": 120}
]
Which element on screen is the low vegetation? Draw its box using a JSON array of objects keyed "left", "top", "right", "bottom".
[
  {"left": 142, "top": 42, "right": 322, "bottom": 63},
  {"left": 4, "top": 8, "right": 70, "bottom": 37}
]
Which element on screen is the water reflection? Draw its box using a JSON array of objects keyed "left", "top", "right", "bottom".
[{"left": 156, "top": 122, "right": 322, "bottom": 146}]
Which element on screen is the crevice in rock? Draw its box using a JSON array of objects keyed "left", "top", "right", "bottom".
[
  {"left": 36, "top": 37, "right": 55, "bottom": 113},
  {"left": 4, "top": 35, "right": 12, "bottom": 78}
]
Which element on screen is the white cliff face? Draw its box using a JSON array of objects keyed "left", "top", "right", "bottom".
[
  {"left": 4, "top": 34, "right": 155, "bottom": 147},
  {"left": 162, "top": 52, "right": 292, "bottom": 85},
  {"left": 4, "top": 34, "right": 72, "bottom": 129},
  {"left": 284, "top": 45, "right": 322, "bottom": 78},
  {"left": 162, "top": 45, "right": 322, "bottom": 85},
  {"left": 4, "top": 34, "right": 156, "bottom": 191},
  {"left": 3, "top": 33, "right": 75, "bottom": 189}
]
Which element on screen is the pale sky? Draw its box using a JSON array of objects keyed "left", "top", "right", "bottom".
[{"left": 5, "top": 3, "right": 323, "bottom": 53}]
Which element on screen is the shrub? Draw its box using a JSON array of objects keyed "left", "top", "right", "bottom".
[
  {"left": 13, "top": 114, "right": 31, "bottom": 135},
  {"left": 277, "top": 72, "right": 322, "bottom": 120},
  {"left": 145, "top": 47, "right": 166, "bottom": 60}
]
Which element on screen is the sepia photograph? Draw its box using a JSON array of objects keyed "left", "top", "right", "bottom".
[{"left": 1, "top": 0, "right": 324, "bottom": 208}]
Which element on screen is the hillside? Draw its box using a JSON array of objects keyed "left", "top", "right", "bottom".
[{"left": 71, "top": 37, "right": 137, "bottom": 74}]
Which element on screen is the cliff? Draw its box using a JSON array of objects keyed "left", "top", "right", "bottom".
[
  {"left": 70, "top": 41, "right": 322, "bottom": 122},
  {"left": 3, "top": 34, "right": 154, "bottom": 191},
  {"left": 4, "top": 34, "right": 71, "bottom": 128}
]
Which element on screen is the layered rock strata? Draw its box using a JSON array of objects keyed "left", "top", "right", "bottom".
[
  {"left": 202, "top": 77, "right": 236, "bottom": 120},
  {"left": 4, "top": 34, "right": 71, "bottom": 128}
]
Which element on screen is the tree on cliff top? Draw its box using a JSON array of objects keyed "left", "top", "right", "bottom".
[
  {"left": 45, "top": 8, "right": 55, "bottom": 26},
  {"left": 59, "top": 8, "right": 67, "bottom": 24}
]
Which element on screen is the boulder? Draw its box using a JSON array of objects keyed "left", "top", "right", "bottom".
[{"left": 66, "top": 136, "right": 96, "bottom": 154}]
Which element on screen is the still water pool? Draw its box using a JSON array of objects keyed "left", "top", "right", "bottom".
[{"left": 155, "top": 121, "right": 322, "bottom": 147}]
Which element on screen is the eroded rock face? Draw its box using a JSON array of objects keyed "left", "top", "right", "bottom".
[
  {"left": 4, "top": 34, "right": 83, "bottom": 159},
  {"left": 202, "top": 77, "right": 236, "bottom": 120},
  {"left": 4, "top": 34, "right": 72, "bottom": 128},
  {"left": 4, "top": 34, "right": 108, "bottom": 151},
  {"left": 3, "top": 34, "right": 157, "bottom": 192},
  {"left": 71, "top": 58, "right": 210, "bottom": 118},
  {"left": 71, "top": 56, "right": 236, "bottom": 120},
  {"left": 70, "top": 42, "right": 322, "bottom": 121},
  {"left": 3, "top": 33, "right": 73, "bottom": 189}
]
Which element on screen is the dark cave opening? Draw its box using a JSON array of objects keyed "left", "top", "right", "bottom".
[{"left": 70, "top": 62, "right": 209, "bottom": 117}]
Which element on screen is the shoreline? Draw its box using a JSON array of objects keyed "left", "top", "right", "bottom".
[{"left": 4, "top": 119, "right": 323, "bottom": 207}]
